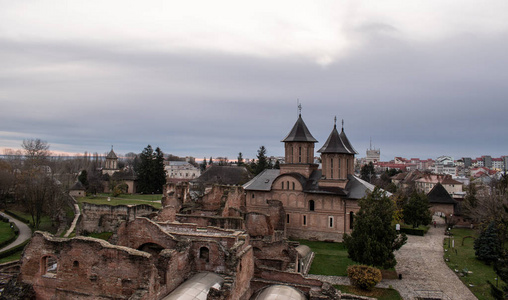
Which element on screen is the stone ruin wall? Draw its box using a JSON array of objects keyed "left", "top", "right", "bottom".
[
  {"left": 18, "top": 232, "right": 159, "bottom": 300},
  {"left": 76, "top": 202, "right": 159, "bottom": 235}
]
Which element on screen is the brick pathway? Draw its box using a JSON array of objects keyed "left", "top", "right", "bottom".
[{"left": 308, "top": 216, "right": 477, "bottom": 300}]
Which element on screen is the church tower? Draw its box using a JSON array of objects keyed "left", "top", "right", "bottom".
[
  {"left": 318, "top": 119, "right": 357, "bottom": 189},
  {"left": 103, "top": 146, "right": 119, "bottom": 175},
  {"left": 280, "top": 113, "right": 319, "bottom": 177}
]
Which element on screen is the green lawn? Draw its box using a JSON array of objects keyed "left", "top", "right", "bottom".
[
  {"left": 9, "top": 210, "right": 55, "bottom": 233},
  {"left": 0, "top": 250, "right": 22, "bottom": 263},
  {"left": 444, "top": 228, "right": 504, "bottom": 300},
  {"left": 86, "top": 193, "right": 162, "bottom": 201},
  {"left": 0, "top": 221, "right": 16, "bottom": 245},
  {"left": 80, "top": 195, "right": 162, "bottom": 209},
  {"left": 335, "top": 285, "right": 403, "bottom": 300},
  {"left": 296, "top": 240, "right": 355, "bottom": 276}
]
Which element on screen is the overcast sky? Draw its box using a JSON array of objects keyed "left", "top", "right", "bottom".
[{"left": 1, "top": 1, "right": 508, "bottom": 161}]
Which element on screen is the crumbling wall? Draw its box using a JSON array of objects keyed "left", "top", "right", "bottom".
[
  {"left": 18, "top": 232, "right": 158, "bottom": 299},
  {"left": 175, "top": 214, "right": 244, "bottom": 230},
  {"left": 116, "top": 218, "right": 178, "bottom": 251},
  {"left": 76, "top": 203, "right": 159, "bottom": 235}
]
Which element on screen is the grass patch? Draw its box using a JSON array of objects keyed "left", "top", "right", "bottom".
[
  {"left": 0, "top": 250, "right": 22, "bottom": 263},
  {"left": 0, "top": 221, "right": 16, "bottom": 245},
  {"left": 335, "top": 285, "right": 403, "bottom": 300},
  {"left": 444, "top": 227, "right": 504, "bottom": 300},
  {"left": 79, "top": 196, "right": 162, "bottom": 209},
  {"left": 9, "top": 210, "right": 55, "bottom": 233},
  {"left": 296, "top": 240, "right": 355, "bottom": 276},
  {"left": 86, "top": 232, "right": 113, "bottom": 241},
  {"left": 87, "top": 193, "right": 162, "bottom": 201},
  {"left": 296, "top": 239, "right": 398, "bottom": 279}
]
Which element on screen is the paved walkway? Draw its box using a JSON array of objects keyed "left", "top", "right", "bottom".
[
  {"left": 308, "top": 216, "right": 477, "bottom": 300},
  {"left": 64, "top": 196, "right": 81, "bottom": 238},
  {"left": 0, "top": 212, "right": 32, "bottom": 253}
]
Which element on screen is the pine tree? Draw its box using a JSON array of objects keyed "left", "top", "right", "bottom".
[
  {"left": 200, "top": 157, "right": 207, "bottom": 172},
  {"left": 403, "top": 191, "right": 432, "bottom": 228},
  {"left": 343, "top": 187, "right": 407, "bottom": 269},
  {"left": 136, "top": 145, "right": 154, "bottom": 193},
  {"left": 255, "top": 146, "right": 268, "bottom": 175},
  {"left": 152, "top": 147, "right": 166, "bottom": 193},
  {"left": 237, "top": 152, "right": 244, "bottom": 166},
  {"left": 78, "top": 170, "right": 89, "bottom": 189},
  {"left": 474, "top": 221, "right": 502, "bottom": 265},
  {"left": 360, "top": 162, "right": 375, "bottom": 182}
]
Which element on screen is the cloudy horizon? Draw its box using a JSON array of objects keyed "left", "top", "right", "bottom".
[{"left": 2, "top": 1, "right": 508, "bottom": 162}]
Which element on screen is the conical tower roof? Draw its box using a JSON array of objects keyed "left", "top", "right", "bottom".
[
  {"left": 318, "top": 121, "right": 357, "bottom": 154},
  {"left": 106, "top": 147, "right": 118, "bottom": 159},
  {"left": 281, "top": 114, "right": 318, "bottom": 143}
]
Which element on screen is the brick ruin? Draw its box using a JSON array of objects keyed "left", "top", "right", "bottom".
[{"left": 5, "top": 183, "right": 344, "bottom": 299}]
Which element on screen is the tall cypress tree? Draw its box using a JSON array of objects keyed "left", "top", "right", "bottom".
[{"left": 403, "top": 191, "right": 432, "bottom": 228}]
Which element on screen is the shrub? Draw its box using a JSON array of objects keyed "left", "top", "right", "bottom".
[{"left": 347, "top": 265, "right": 382, "bottom": 291}]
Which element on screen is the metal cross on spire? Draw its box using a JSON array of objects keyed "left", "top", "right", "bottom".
[
  {"left": 298, "top": 101, "right": 302, "bottom": 117},
  {"left": 342, "top": 119, "right": 344, "bottom": 130},
  {"left": 334, "top": 116, "right": 337, "bottom": 128}
]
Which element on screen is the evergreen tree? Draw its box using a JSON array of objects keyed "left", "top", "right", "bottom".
[
  {"left": 255, "top": 146, "right": 268, "bottom": 175},
  {"left": 200, "top": 157, "right": 207, "bottom": 172},
  {"left": 237, "top": 152, "right": 244, "bottom": 166},
  {"left": 343, "top": 187, "right": 407, "bottom": 269},
  {"left": 78, "top": 169, "right": 89, "bottom": 189},
  {"left": 360, "top": 162, "right": 375, "bottom": 182},
  {"left": 136, "top": 145, "right": 154, "bottom": 193},
  {"left": 136, "top": 145, "right": 166, "bottom": 194},
  {"left": 153, "top": 147, "right": 166, "bottom": 193},
  {"left": 209, "top": 157, "right": 213, "bottom": 165},
  {"left": 474, "top": 221, "right": 502, "bottom": 265},
  {"left": 403, "top": 191, "right": 432, "bottom": 228},
  {"left": 274, "top": 160, "right": 280, "bottom": 169}
]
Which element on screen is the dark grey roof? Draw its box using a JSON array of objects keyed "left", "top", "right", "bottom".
[
  {"left": 427, "top": 183, "right": 457, "bottom": 204},
  {"left": 244, "top": 169, "right": 348, "bottom": 196},
  {"left": 106, "top": 148, "right": 118, "bottom": 159},
  {"left": 243, "top": 169, "right": 280, "bottom": 191},
  {"left": 70, "top": 181, "right": 85, "bottom": 190},
  {"left": 281, "top": 114, "right": 318, "bottom": 143},
  {"left": 112, "top": 168, "right": 137, "bottom": 181},
  {"left": 318, "top": 125, "right": 357, "bottom": 154},
  {"left": 194, "top": 165, "right": 252, "bottom": 186},
  {"left": 345, "top": 174, "right": 390, "bottom": 199}
]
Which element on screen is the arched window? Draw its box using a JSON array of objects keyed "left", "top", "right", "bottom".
[
  {"left": 292, "top": 182, "right": 295, "bottom": 190},
  {"left": 199, "top": 247, "right": 210, "bottom": 263},
  {"left": 309, "top": 200, "right": 315, "bottom": 211},
  {"left": 349, "top": 212, "right": 354, "bottom": 229},
  {"left": 299, "top": 147, "right": 302, "bottom": 163},
  {"left": 281, "top": 182, "right": 284, "bottom": 189},
  {"left": 287, "top": 181, "right": 289, "bottom": 189},
  {"left": 330, "top": 158, "right": 334, "bottom": 179}
]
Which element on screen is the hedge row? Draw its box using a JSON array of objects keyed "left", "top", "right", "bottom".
[
  {"left": 3, "top": 210, "right": 30, "bottom": 224},
  {"left": 0, "top": 222, "right": 19, "bottom": 249},
  {"left": 0, "top": 239, "right": 30, "bottom": 260},
  {"left": 400, "top": 227, "right": 426, "bottom": 236}
]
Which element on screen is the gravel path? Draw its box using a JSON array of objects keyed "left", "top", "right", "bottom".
[{"left": 308, "top": 216, "right": 477, "bottom": 300}]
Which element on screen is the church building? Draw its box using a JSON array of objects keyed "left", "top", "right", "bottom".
[{"left": 244, "top": 113, "right": 377, "bottom": 242}]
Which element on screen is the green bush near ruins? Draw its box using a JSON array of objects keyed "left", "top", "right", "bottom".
[{"left": 444, "top": 227, "right": 505, "bottom": 300}]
